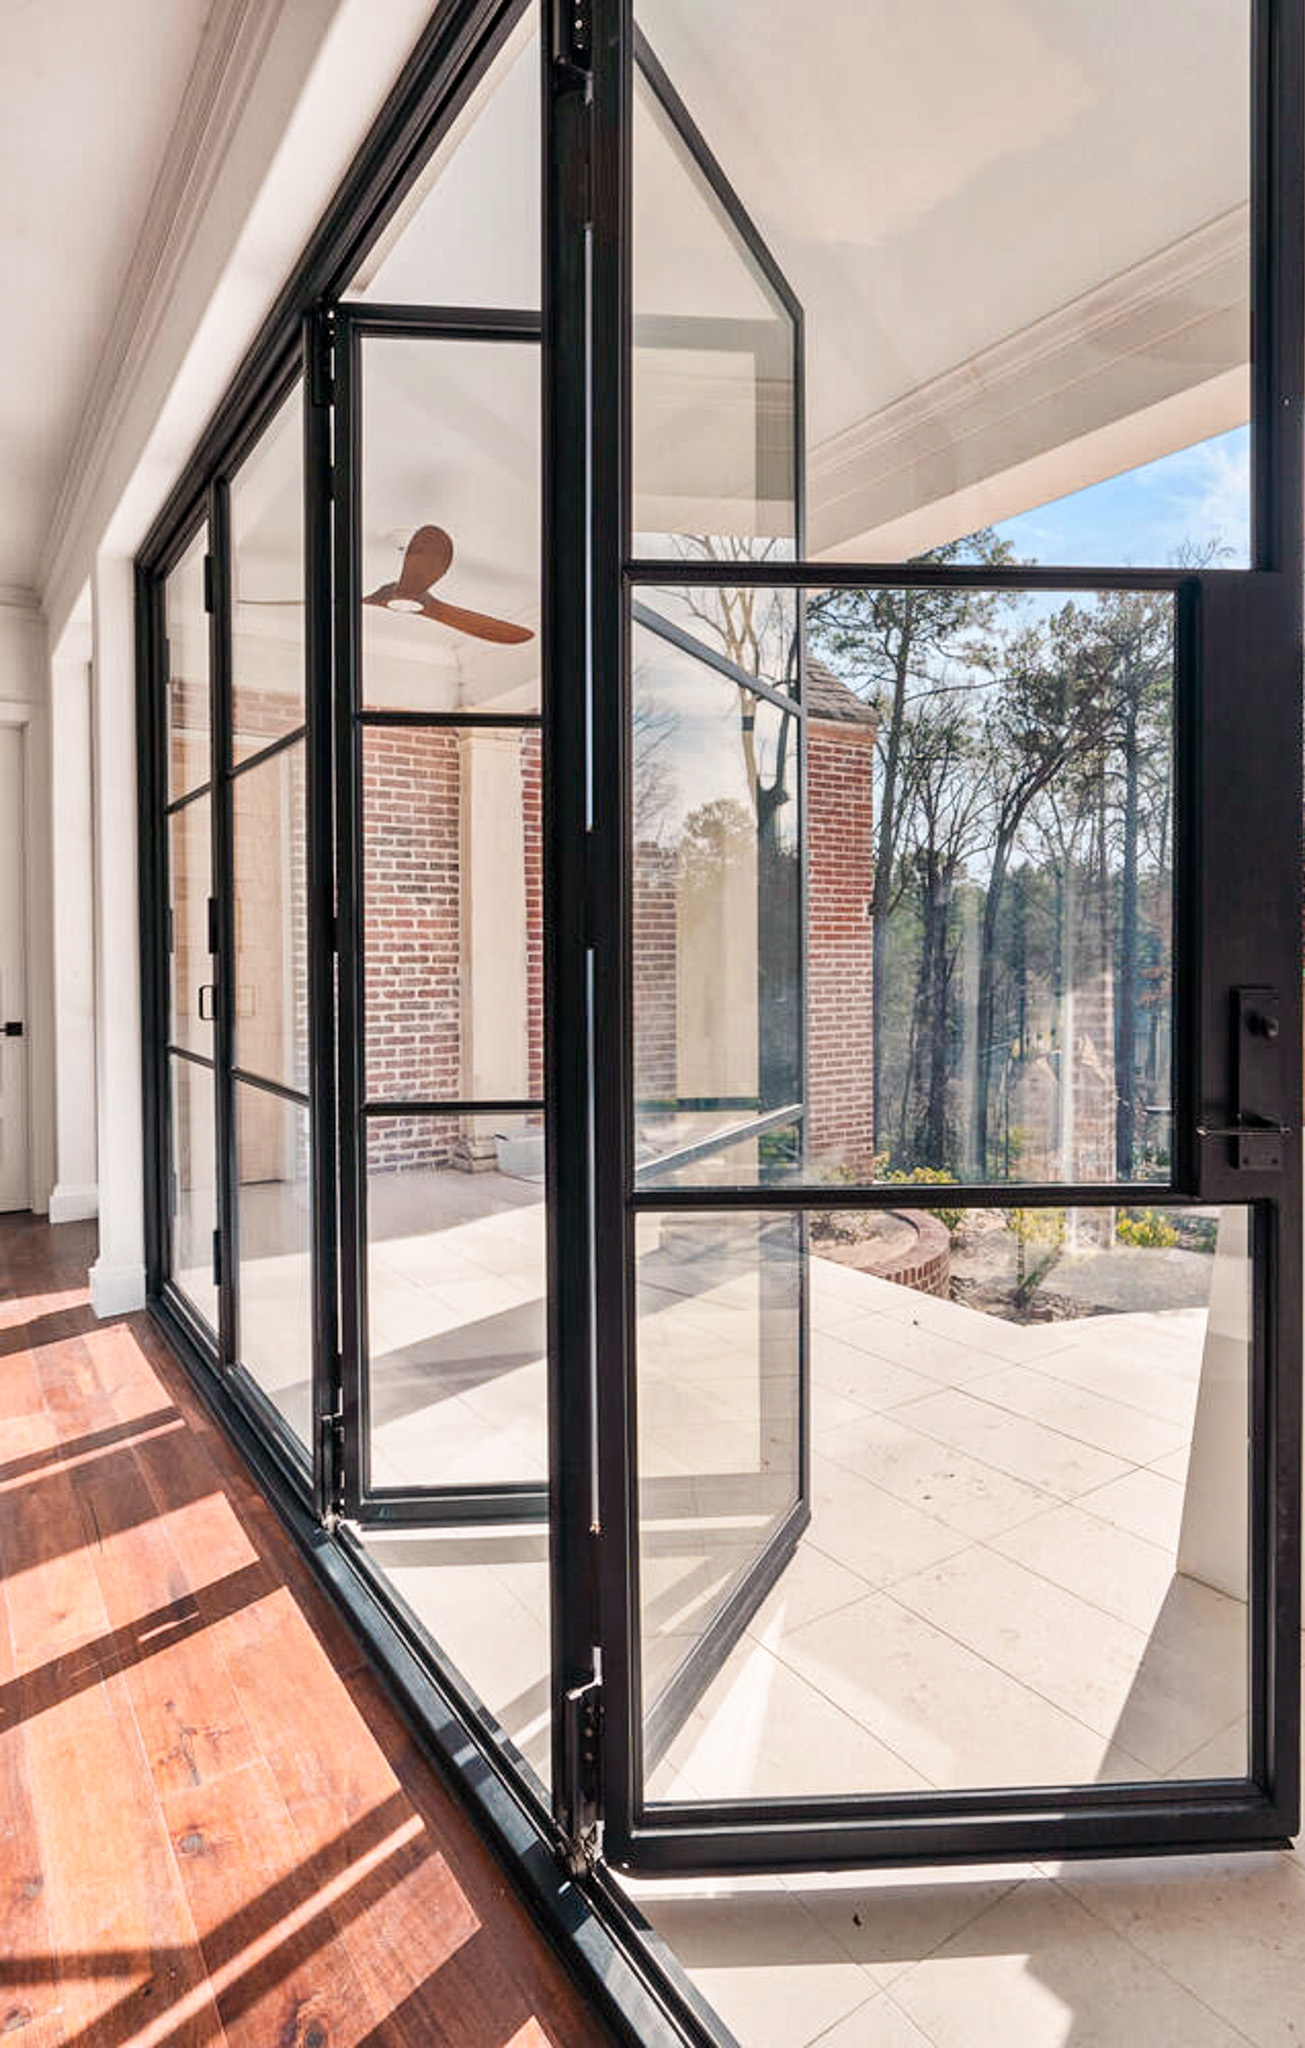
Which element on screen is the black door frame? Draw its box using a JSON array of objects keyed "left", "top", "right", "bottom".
[
  {"left": 135, "top": 0, "right": 1305, "bottom": 1913},
  {"left": 586, "top": 0, "right": 1305, "bottom": 1872},
  {"left": 331, "top": 298, "right": 550, "bottom": 1529}
]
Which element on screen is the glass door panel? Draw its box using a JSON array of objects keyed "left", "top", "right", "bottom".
[
  {"left": 168, "top": 1053, "right": 218, "bottom": 1334},
  {"left": 642, "top": 1201, "right": 1250, "bottom": 1805},
  {"left": 230, "top": 381, "right": 306, "bottom": 760},
  {"left": 587, "top": 0, "right": 1299, "bottom": 1877},
  {"left": 340, "top": 314, "right": 546, "bottom": 1513},
  {"left": 164, "top": 529, "right": 211, "bottom": 801},
  {"left": 234, "top": 1080, "right": 312, "bottom": 1443}
]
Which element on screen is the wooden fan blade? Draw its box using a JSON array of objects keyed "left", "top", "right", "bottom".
[
  {"left": 362, "top": 583, "right": 398, "bottom": 608},
  {"left": 398, "top": 525, "right": 454, "bottom": 597},
  {"left": 419, "top": 594, "right": 534, "bottom": 643}
]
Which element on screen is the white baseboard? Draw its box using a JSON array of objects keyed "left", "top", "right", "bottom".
[
  {"left": 49, "top": 1183, "right": 99, "bottom": 1224},
  {"left": 89, "top": 1258, "right": 146, "bottom": 1317}
]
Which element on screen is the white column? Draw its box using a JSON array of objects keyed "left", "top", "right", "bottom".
[
  {"left": 457, "top": 729, "right": 529, "bottom": 1168},
  {"left": 48, "top": 639, "right": 98, "bottom": 1222},
  {"left": 89, "top": 552, "right": 145, "bottom": 1313}
]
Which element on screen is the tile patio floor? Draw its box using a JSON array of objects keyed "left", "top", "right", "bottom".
[{"left": 190, "top": 1171, "right": 1295, "bottom": 2048}]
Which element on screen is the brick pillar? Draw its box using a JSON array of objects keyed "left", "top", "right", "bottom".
[{"left": 807, "top": 717, "right": 876, "bottom": 1175}]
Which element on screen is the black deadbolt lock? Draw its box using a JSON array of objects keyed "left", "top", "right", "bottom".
[{"left": 3, "top": 1021, "right": 22, "bottom": 1038}]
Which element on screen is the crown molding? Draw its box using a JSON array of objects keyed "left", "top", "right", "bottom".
[
  {"left": 810, "top": 206, "right": 1249, "bottom": 556},
  {"left": 37, "top": 0, "right": 283, "bottom": 604}
]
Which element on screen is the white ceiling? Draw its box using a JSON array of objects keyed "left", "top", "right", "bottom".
[{"left": 0, "top": 0, "right": 215, "bottom": 597}]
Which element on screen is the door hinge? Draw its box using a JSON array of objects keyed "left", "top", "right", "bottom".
[
  {"left": 560, "top": 1675, "right": 603, "bottom": 1875},
  {"left": 320, "top": 1385, "right": 346, "bottom": 1523},
  {"left": 203, "top": 553, "right": 215, "bottom": 614},
  {"left": 212, "top": 1228, "right": 222, "bottom": 1290},
  {"left": 552, "top": 0, "right": 592, "bottom": 81},
  {"left": 207, "top": 895, "right": 219, "bottom": 956}
]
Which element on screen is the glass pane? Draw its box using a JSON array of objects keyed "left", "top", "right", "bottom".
[
  {"left": 364, "top": 1115, "right": 546, "bottom": 1490},
  {"left": 633, "top": 62, "right": 797, "bottom": 559},
  {"left": 633, "top": 582, "right": 1176, "bottom": 1190},
  {"left": 232, "top": 741, "right": 307, "bottom": 1093},
  {"left": 631, "top": 612, "right": 800, "bottom": 1182},
  {"left": 633, "top": 8, "right": 1249, "bottom": 566},
  {"left": 635, "top": 1211, "right": 803, "bottom": 1777},
  {"left": 644, "top": 1203, "right": 1249, "bottom": 1804},
  {"left": 169, "top": 1055, "right": 217, "bottom": 1331},
  {"left": 168, "top": 795, "right": 213, "bottom": 1059},
  {"left": 359, "top": 336, "right": 540, "bottom": 715},
  {"left": 230, "top": 382, "right": 305, "bottom": 762},
  {"left": 344, "top": 6, "right": 538, "bottom": 308},
  {"left": 164, "top": 530, "right": 209, "bottom": 799},
  {"left": 235, "top": 1083, "right": 311, "bottom": 1448},
  {"left": 362, "top": 725, "right": 541, "bottom": 1104},
  {"left": 356, "top": 1522, "right": 551, "bottom": 1790}
]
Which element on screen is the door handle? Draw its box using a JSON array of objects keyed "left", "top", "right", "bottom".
[
  {"left": 197, "top": 984, "right": 216, "bottom": 1022},
  {"left": 2, "top": 1020, "right": 21, "bottom": 1038}
]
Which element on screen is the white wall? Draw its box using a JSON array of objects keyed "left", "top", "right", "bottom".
[
  {"left": 31, "top": 0, "right": 435, "bottom": 1308},
  {"left": 0, "top": 599, "right": 54, "bottom": 1215}
]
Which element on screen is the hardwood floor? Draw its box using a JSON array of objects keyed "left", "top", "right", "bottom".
[{"left": 0, "top": 1213, "right": 615, "bottom": 2048}]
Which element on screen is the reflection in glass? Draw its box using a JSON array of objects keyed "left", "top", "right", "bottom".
[
  {"left": 165, "top": 531, "right": 209, "bottom": 800},
  {"left": 360, "top": 336, "right": 541, "bottom": 715},
  {"left": 631, "top": 611, "right": 800, "bottom": 1182},
  {"left": 344, "top": 5, "right": 539, "bottom": 309},
  {"left": 235, "top": 1084, "right": 311, "bottom": 1446},
  {"left": 635, "top": 1211, "right": 803, "bottom": 1769},
  {"left": 644, "top": 1204, "right": 1249, "bottom": 1804},
  {"left": 364, "top": 1115, "right": 546, "bottom": 1491},
  {"left": 232, "top": 742, "right": 307, "bottom": 1093},
  {"left": 632, "top": 581, "right": 1176, "bottom": 1190},
  {"left": 362, "top": 726, "right": 542, "bottom": 1105},
  {"left": 168, "top": 795, "right": 212, "bottom": 1060},
  {"left": 806, "top": 581, "right": 1175, "bottom": 1187},
  {"left": 633, "top": 62, "right": 797, "bottom": 558},
  {"left": 635, "top": 2, "right": 1249, "bottom": 565},
  {"left": 169, "top": 1056, "right": 217, "bottom": 1332},
  {"left": 230, "top": 382, "right": 305, "bottom": 762}
]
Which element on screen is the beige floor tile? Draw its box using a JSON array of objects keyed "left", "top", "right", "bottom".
[
  {"left": 888, "top": 1878, "right": 1252, "bottom": 2048},
  {"left": 776, "top": 1592, "right": 1147, "bottom": 1792},
  {"left": 635, "top": 1891, "right": 880, "bottom": 2048},
  {"left": 653, "top": 1637, "right": 929, "bottom": 1803},
  {"left": 1051, "top": 1852, "right": 1305, "bottom": 2045},
  {"left": 889, "top": 1388, "right": 1130, "bottom": 1501},
  {"left": 807, "top": 1456, "right": 968, "bottom": 1588},
  {"left": 787, "top": 1865, "right": 1027, "bottom": 1989},
  {"left": 891, "top": 1547, "right": 1243, "bottom": 1775},
  {"left": 1149, "top": 1445, "right": 1193, "bottom": 1483},
  {"left": 746, "top": 1542, "right": 876, "bottom": 1645},
  {"left": 1077, "top": 1466, "right": 1187, "bottom": 1548},
  {"left": 1030, "top": 1340, "right": 1200, "bottom": 1429},
  {"left": 814, "top": 1410, "right": 1058, "bottom": 1539},
  {"left": 963, "top": 1363, "right": 1189, "bottom": 1464},
  {"left": 990, "top": 1502, "right": 1177, "bottom": 1630},
  {"left": 827, "top": 1318, "right": 1006, "bottom": 1387},
  {"left": 814, "top": 1996, "right": 932, "bottom": 2046},
  {"left": 814, "top": 1336, "right": 946, "bottom": 1414}
]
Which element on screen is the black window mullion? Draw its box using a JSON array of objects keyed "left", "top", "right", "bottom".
[{"left": 209, "top": 476, "right": 240, "bottom": 1372}]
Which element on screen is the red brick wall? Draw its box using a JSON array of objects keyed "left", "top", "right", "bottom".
[
  {"left": 632, "top": 841, "right": 678, "bottom": 1100},
  {"left": 807, "top": 721, "right": 876, "bottom": 1174},
  {"left": 363, "top": 727, "right": 462, "bottom": 1169}
]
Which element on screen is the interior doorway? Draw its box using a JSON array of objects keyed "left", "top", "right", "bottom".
[{"left": 0, "top": 723, "right": 29, "bottom": 1213}]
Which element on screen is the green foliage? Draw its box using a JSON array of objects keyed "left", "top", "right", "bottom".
[
  {"left": 1116, "top": 1207, "right": 1179, "bottom": 1250},
  {"left": 870, "top": 1155, "right": 963, "bottom": 1234}
]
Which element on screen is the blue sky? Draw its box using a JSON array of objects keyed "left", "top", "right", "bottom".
[{"left": 989, "top": 423, "right": 1251, "bottom": 569}]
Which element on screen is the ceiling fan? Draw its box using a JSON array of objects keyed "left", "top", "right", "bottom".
[{"left": 363, "top": 524, "right": 533, "bottom": 644}]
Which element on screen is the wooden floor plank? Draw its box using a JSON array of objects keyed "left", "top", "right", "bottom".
[{"left": 0, "top": 1215, "right": 617, "bottom": 2048}]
